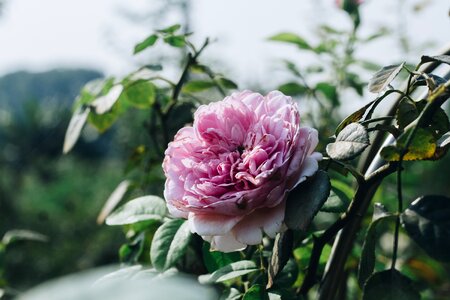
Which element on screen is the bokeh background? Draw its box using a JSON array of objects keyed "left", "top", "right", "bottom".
[{"left": 0, "top": 0, "right": 449, "bottom": 295}]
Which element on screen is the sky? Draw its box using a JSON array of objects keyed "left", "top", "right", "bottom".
[{"left": 0, "top": 0, "right": 448, "bottom": 85}]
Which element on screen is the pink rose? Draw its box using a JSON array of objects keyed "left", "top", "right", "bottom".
[{"left": 163, "top": 91, "right": 321, "bottom": 252}]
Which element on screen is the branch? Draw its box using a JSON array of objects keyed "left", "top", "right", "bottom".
[{"left": 318, "top": 163, "right": 398, "bottom": 300}]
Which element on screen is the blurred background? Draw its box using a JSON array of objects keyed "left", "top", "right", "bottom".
[{"left": 0, "top": 0, "right": 449, "bottom": 296}]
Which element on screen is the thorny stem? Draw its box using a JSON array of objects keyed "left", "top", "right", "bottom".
[
  {"left": 317, "top": 163, "right": 398, "bottom": 300},
  {"left": 299, "top": 216, "right": 349, "bottom": 295},
  {"left": 157, "top": 38, "right": 210, "bottom": 147},
  {"left": 298, "top": 163, "right": 397, "bottom": 297},
  {"left": 392, "top": 162, "right": 403, "bottom": 270}
]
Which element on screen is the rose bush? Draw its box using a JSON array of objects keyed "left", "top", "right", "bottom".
[{"left": 163, "top": 91, "right": 321, "bottom": 252}]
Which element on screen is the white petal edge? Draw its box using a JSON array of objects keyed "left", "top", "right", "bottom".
[{"left": 188, "top": 213, "right": 243, "bottom": 236}]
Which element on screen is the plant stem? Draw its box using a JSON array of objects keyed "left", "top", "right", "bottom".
[
  {"left": 298, "top": 215, "right": 349, "bottom": 295},
  {"left": 391, "top": 163, "right": 403, "bottom": 270},
  {"left": 318, "top": 163, "right": 397, "bottom": 300}
]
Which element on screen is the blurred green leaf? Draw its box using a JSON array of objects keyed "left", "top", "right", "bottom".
[
  {"left": 91, "top": 85, "right": 124, "bottom": 114},
  {"left": 216, "top": 77, "right": 238, "bottom": 90},
  {"left": 97, "top": 180, "right": 131, "bottom": 224},
  {"left": 363, "top": 28, "right": 390, "bottom": 42},
  {"left": 346, "top": 73, "right": 365, "bottom": 96},
  {"left": 327, "top": 123, "right": 370, "bottom": 161},
  {"left": 243, "top": 284, "right": 269, "bottom": 300},
  {"left": 268, "top": 32, "right": 312, "bottom": 50},
  {"left": 163, "top": 35, "right": 186, "bottom": 48},
  {"left": 401, "top": 195, "right": 450, "bottom": 262},
  {"left": 198, "top": 260, "right": 258, "bottom": 284},
  {"left": 285, "top": 170, "right": 331, "bottom": 230},
  {"left": 278, "top": 82, "right": 307, "bottom": 96},
  {"left": 368, "top": 63, "right": 405, "bottom": 93},
  {"left": 124, "top": 80, "right": 156, "bottom": 109},
  {"left": 88, "top": 98, "right": 127, "bottom": 132},
  {"left": 63, "top": 106, "right": 90, "bottom": 154},
  {"left": 202, "top": 243, "right": 241, "bottom": 273},
  {"left": 157, "top": 24, "right": 181, "bottom": 34},
  {"left": 359, "top": 60, "right": 383, "bottom": 72},
  {"left": 315, "top": 82, "right": 338, "bottom": 105},
  {"left": 106, "top": 196, "right": 167, "bottom": 226},
  {"left": 381, "top": 128, "right": 436, "bottom": 161},
  {"left": 134, "top": 34, "right": 158, "bottom": 54},
  {"left": 362, "top": 269, "right": 420, "bottom": 300},
  {"left": 358, "top": 204, "right": 396, "bottom": 287},
  {"left": 150, "top": 219, "right": 192, "bottom": 271},
  {"left": 182, "top": 80, "right": 216, "bottom": 93},
  {"left": 2, "top": 230, "right": 48, "bottom": 245}
]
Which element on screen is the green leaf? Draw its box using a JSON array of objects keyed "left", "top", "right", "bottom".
[
  {"left": 198, "top": 260, "right": 258, "bottom": 284},
  {"left": 124, "top": 80, "right": 156, "bottom": 109},
  {"left": 202, "top": 243, "right": 241, "bottom": 273},
  {"left": 88, "top": 92, "right": 128, "bottom": 132},
  {"left": 315, "top": 82, "right": 338, "bottom": 105},
  {"left": 362, "top": 269, "right": 420, "bottom": 300},
  {"left": 97, "top": 180, "right": 131, "bottom": 224},
  {"left": 63, "top": 106, "right": 90, "bottom": 154},
  {"left": 243, "top": 284, "right": 269, "bottom": 300},
  {"left": 380, "top": 128, "right": 436, "bottom": 161},
  {"left": 2, "top": 230, "right": 48, "bottom": 245},
  {"left": 157, "top": 24, "right": 181, "bottom": 34},
  {"left": 216, "top": 77, "right": 238, "bottom": 90},
  {"left": 396, "top": 98, "right": 418, "bottom": 129},
  {"left": 326, "top": 123, "right": 370, "bottom": 161},
  {"left": 335, "top": 101, "right": 374, "bottom": 135},
  {"left": 105, "top": 196, "right": 167, "bottom": 226},
  {"left": 368, "top": 62, "right": 405, "bottom": 93},
  {"left": 119, "top": 233, "right": 145, "bottom": 264},
  {"left": 91, "top": 84, "right": 124, "bottom": 114},
  {"left": 277, "top": 82, "right": 307, "bottom": 96},
  {"left": 220, "top": 288, "right": 241, "bottom": 300},
  {"left": 267, "top": 230, "right": 294, "bottom": 288},
  {"left": 346, "top": 73, "right": 365, "bottom": 96},
  {"left": 321, "top": 185, "right": 351, "bottom": 213},
  {"left": 421, "top": 55, "right": 450, "bottom": 66},
  {"left": 150, "top": 219, "right": 192, "bottom": 271},
  {"left": 268, "top": 32, "right": 312, "bottom": 50},
  {"left": 182, "top": 80, "right": 216, "bottom": 93},
  {"left": 134, "top": 34, "right": 158, "bottom": 54},
  {"left": 75, "top": 78, "right": 111, "bottom": 107},
  {"left": 401, "top": 195, "right": 450, "bottom": 262},
  {"left": 358, "top": 204, "right": 396, "bottom": 287},
  {"left": 163, "top": 35, "right": 186, "bottom": 48},
  {"left": 285, "top": 170, "right": 331, "bottom": 230}
]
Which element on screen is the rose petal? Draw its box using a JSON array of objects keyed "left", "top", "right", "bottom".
[
  {"left": 209, "top": 234, "right": 246, "bottom": 252},
  {"left": 233, "top": 202, "right": 285, "bottom": 244},
  {"left": 188, "top": 213, "right": 243, "bottom": 236}
]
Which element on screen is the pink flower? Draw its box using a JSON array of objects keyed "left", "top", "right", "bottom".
[{"left": 163, "top": 91, "right": 321, "bottom": 252}]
